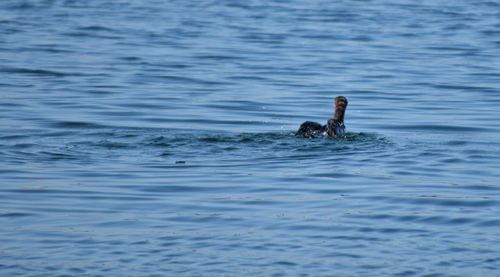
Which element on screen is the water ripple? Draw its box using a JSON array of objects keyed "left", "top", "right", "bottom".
[{"left": 2, "top": 0, "right": 500, "bottom": 276}]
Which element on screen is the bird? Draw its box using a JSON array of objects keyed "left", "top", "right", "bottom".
[{"left": 297, "top": 96, "right": 348, "bottom": 137}]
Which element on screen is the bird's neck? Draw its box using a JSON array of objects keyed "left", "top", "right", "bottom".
[{"left": 333, "top": 107, "right": 345, "bottom": 122}]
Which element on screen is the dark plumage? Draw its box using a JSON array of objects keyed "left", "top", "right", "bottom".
[
  {"left": 297, "top": 96, "right": 348, "bottom": 137},
  {"left": 297, "top": 121, "right": 325, "bottom": 137}
]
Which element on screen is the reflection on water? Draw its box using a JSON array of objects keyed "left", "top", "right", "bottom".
[{"left": 1, "top": 0, "right": 500, "bottom": 276}]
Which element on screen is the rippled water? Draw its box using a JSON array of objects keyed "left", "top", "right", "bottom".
[{"left": 2, "top": 0, "right": 500, "bottom": 276}]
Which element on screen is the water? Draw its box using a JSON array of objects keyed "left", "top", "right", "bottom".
[{"left": 1, "top": 0, "right": 500, "bottom": 276}]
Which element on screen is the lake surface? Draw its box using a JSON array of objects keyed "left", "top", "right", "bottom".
[{"left": 1, "top": 0, "right": 500, "bottom": 276}]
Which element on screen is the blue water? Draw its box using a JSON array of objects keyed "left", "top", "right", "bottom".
[{"left": 2, "top": 0, "right": 500, "bottom": 276}]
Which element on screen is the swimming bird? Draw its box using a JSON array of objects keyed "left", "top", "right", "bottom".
[{"left": 297, "top": 96, "right": 348, "bottom": 137}]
